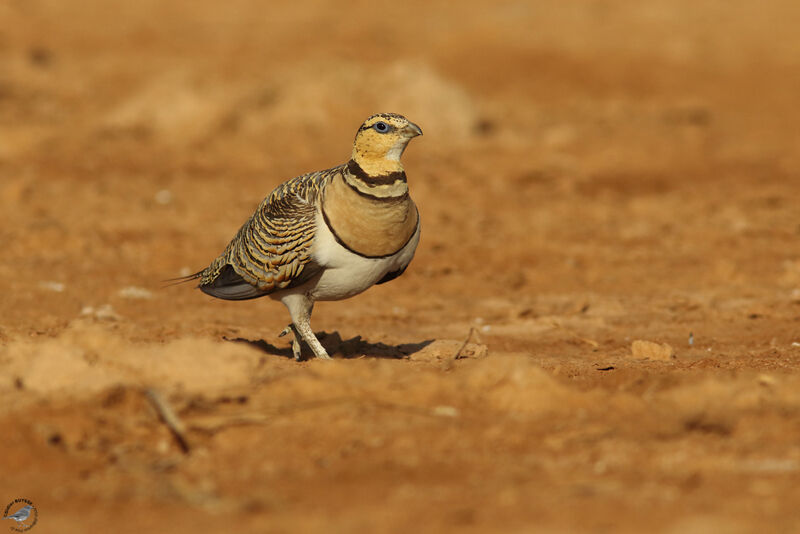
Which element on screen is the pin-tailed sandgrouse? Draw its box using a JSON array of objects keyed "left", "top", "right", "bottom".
[{"left": 182, "top": 113, "right": 422, "bottom": 360}]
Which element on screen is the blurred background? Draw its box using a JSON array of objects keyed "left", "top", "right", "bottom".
[
  {"left": 2, "top": 0, "right": 800, "bottom": 323},
  {"left": 2, "top": 1, "right": 800, "bottom": 532}
]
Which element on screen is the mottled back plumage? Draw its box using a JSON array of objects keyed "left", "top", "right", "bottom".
[{"left": 197, "top": 165, "right": 344, "bottom": 299}]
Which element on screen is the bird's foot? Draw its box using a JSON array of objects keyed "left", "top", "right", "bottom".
[
  {"left": 291, "top": 337, "right": 302, "bottom": 361},
  {"left": 280, "top": 323, "right": 328, "bottom": 361},
  {"left": 291, "top": 334, "right": 331, "bottom": 360},
  {"left": 280, "top": 324, "right": 303, "bottom": 361}
]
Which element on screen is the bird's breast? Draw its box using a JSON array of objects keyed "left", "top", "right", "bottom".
[{"left": 321, "top": 175, "right": 418, "bottom": 258}]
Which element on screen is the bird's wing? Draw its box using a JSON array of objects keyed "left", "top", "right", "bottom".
[{"left": 197, "top": 166, "right": 342, "bottom": 300}]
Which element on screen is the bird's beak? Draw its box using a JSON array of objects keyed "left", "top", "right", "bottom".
[{"left": 403, "top": 122, "right": 423, "bottom": 137}]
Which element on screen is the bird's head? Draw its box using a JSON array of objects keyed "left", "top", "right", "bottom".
[{"left": 351, "top": 113, "right": 422, "bottom": 175}]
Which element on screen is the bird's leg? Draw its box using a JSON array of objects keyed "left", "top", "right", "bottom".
[
  {"left": 294, "top": 317, "right": 330, "bottom": 360},
  {"left": 279, "top": 323, "right": 303, "bottom": 361},
  {"left": 281, "top": 294, "right": 331, "bottom": 360}
]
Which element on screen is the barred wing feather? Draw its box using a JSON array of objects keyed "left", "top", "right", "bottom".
[{"left": 197, "top": 167, "right": 341, "bottom": 300}]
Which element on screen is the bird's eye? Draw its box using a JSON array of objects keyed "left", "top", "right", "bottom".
[{"left": 373, "top": 121, "right": 389, "bottom": 133}]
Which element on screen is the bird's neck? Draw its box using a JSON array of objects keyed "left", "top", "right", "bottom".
[
  {"left": 351, "top": 150, "right": 405, "bottom": 176},
  {"left": 343, "top": 159, "right": 408, "bottom": 199}
]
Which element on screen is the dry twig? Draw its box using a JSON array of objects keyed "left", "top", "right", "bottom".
[
  {"left": 145, "top": 388, "right": 191, "bottom": 454},
  {"left": 454, "top": 327, "right": 478, "bottom": 359}
]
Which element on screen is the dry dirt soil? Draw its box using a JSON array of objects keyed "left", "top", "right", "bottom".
[{"left": 2, "top": 1, "right": 800, "bottom": 532}]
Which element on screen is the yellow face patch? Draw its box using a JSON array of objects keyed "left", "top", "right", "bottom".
[{"left": 351, "top": 113, "right": 422, "bottom": 175}]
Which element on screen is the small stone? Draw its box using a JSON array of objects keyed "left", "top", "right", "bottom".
[
  {"left": 39, "top": 281, "right": 65, "bottom": 292},
  {"left": 80, "top": 304, "right": 121, "bottom": 321},
  {"left": 408, "top": 339, "right": 488, "bottom": 361},
  {"left": 118, "top": 286, "right": 153, "bottom": 300},
  {"left": 631, "top": 340, "right": 675, "bottom": 361},
  {"left": 432, "top": 405, "right": 459, "bottom": 417},
  {"left": 757, "top": 374, "right": 776, "bottom": 387},
  {"left": 155, "top": 189, "right": 173, "bottom": 205}
]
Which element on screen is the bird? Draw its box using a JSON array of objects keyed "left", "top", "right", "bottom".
[
  {"left": 3, "top": 504, "right": 33, "bottom": 525},
  {"left": 179, "top": 113, "right": 423, "bottom": 360}
]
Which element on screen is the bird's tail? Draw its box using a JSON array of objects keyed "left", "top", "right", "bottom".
[{"left": 161, "top": 270, "right": 203, "bottom": 288}]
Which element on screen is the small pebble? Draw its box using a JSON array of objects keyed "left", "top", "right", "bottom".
[
  {"left": 155, "top": 189, "right": 173, "bottom": 205},
  {"left": 118, "top": 286, "right": 153, "bottom": 300},
  {"left": 39, "top": 281, "right": 65, "bottom": 292},
  {"left": 432, "top": 405, "right": 459, "bottom": 418},
  {"left": 631, "top": 340, "right": 675, "bottom": 361},
  {"left": 757, "top": 374, "right": 776, "bottom": 387},
  {"left": 80, "top": 304, "right": 121, "bottom": 321}
]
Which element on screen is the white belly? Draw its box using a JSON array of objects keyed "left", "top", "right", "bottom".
[{"left": 307, "top": 210, "right": 420, "bottom": 301}]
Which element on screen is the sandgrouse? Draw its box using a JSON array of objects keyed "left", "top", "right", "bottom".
[{"left": 183, "top": 113, "right": 422, "bottom": 360}]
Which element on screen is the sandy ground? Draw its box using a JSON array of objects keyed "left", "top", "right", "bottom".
[{"left": 2, "top": 1, "right": 800, "bottom": 532}]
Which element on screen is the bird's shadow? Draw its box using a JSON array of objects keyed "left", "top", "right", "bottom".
[{"left": 227, "top": 331, "right": 433, "bottom": 360}]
